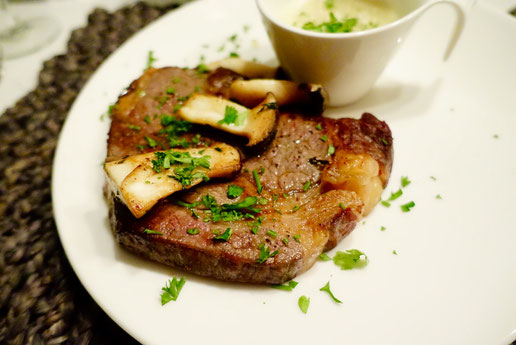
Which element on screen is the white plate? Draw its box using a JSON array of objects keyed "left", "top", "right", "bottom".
[{"left": 52, "top": 1, "right": 516, "bottom": 344}]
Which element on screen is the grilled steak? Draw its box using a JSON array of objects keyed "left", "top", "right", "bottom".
[{"left": 106, "top": 66, "right": 393, "bottom": 284}]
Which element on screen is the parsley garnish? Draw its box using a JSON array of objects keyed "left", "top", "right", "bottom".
[
  {"left": 227, "top": 185, "right": 244, "bottom": 199},
  {"left": 213, "top": 228, "right": 232, "bottom": 241},
  {"left": 320, "top": 135, "right": 328, "bottom": 142},
  {"left": 257, "top": 244, "right": 278, "bottom": 263},
  {"left": 315, "top": 123, "right": 323, "bottom": 130},
  {"left": 293, "top": 234, "right": 301, "bottom": 243},
  {"left": 298, "top": 296, "right": 310, "bottom": 314},
  {"left": 400, "top": 201, "right": 415, "bottom": 212},
  {"left": 267, "top": 229, "right": 277, "bottom": 238},
  {"left": 303, "top": 181, "right": 311, "bottom": 192},
  {"left": 292, "top": 205, "right": 300, "bottom": 212},
  {"left": 302, "top": 13, "right": 357, "bottom": 33},
  {"left": 392, "top": 250, "right": 398, "bottom": 255},
  {"left": 318, "top": 253, "right": 332, "bottom": 261},
  {"left": 249, "top": 216, "right": 263, "bottom": 234},
  {"left": 381, "top": 200, "right": 391, "bottom": 207},
  {"left": 200, "top": 195, "right": 261, "bottom": 223},
  {"left": 327, "top": 144, "right": 336, "bottom": 155},
  {"left": 129, "top": 124, "right": 141, "bottom": 132},
  {"left": 435, "top": 194, "right": 442, "bottom": 199},
  {"left": 271, "top": 280, "right": 298, "bottom": 291},
  {"left": 339, "top": 202, "right": 347, "bottom": 211},
  {"left": 160, "top": 277, "right": 185, "bottom": 306},
  {"left": 333, "top": 249, "right": 368, "bottom": 270},
  {"left": 380, "top": 226, "right": 386, "bottom": 231},
  {"left": 320, "top": 281, "right": 342, "bottom": 303},
  {"left": 324, "top": 0, "right": 334, "bottom": 9},
  {"left": 145, "top": 136, "right": 158, "bottom": 148},
  {"left": 166, "top": 87, "right": 176, "bottom": 95},
  {"left": 218, "top": 106, "right": 247, "bottom": 126},
  {"left": 187, "top": 228, "right": 199, "bottom": 235},
  {"left": 252, "top": 169, "right": 263, "bottom": 194},
  {"left": 144, "top": 115, "right": 151, "bottom": 124},
  {"left": 388, "top": 189, "right": 403, "bottom": 201},
  {"left": 229, "top": 51, "right": 239, "bottom": 58},
  {"left": 430, "top": 176, "right": 437, "bottom": 181},
  {"left": 282, "top": 237, "right": 289, "bottom": 246},
  {"left": 401, "top": 176, "right": 411, "bottom": 187},
  {"left": 145, "top": 50, "right": 156, "bottom": 70},
  {"left": 144, "top": 228, "right": 163, "bottom": 235},
  {"left": 381, "top": 138, "right": 389, "bottom": 145}
]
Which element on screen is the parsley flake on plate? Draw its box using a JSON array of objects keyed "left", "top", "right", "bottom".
[
  {"left": 320, "top": 281, "right": 342, "bottom": 304},
  {"left": 213, "top": 228, "right": 232, "bottom": 241},
  {"left": 218, "top": 105, "right": 247, "bottom": 126},
  {"left": 271, "top": 280, "right": 298, "bottom": 291},
  {"left": 400, "top": 201, "right": 415, "bottom": 212},
  {"left": 333, "top": 249, "right": 368, "bottom": 270},
  {"left": 298, "top": 296, "right": 310, "bottom": 314},
  {"left": 161, "top": 277, "right": 185, "bottom": 306},
  {"left": 257, "top": 243, "right": 278, "bottom": 263},
  {"left": 318, "top": 253, "right": 332, "bottom": 261},
  {"left": 401, "top": 176, "right": 411, "bottom": 187},
  {"left": 388, "top": 189, "right": 403, "bottom": 201}
]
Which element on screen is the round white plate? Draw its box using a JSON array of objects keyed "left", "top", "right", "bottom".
[{"left": 52, "top": 1, "right": 516, "bottom": 344}]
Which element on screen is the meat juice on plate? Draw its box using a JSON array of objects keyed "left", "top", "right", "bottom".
[{"left": 285, "top": 0, "right": 401, "bottom": 33}]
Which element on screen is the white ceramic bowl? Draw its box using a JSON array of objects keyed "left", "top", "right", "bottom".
[{"left": 256, "top": 0, "right": 465, "bottom": 106}]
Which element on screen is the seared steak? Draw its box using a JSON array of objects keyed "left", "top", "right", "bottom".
[{"left": 106, "top": 66, "right": 393, "bottom": 284}]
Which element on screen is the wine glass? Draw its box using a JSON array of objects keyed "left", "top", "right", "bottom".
[{"left": 0, "top": 0, "right": 60, "bottom": 59}]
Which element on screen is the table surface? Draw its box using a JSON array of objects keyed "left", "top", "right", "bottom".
[{"left": 0, "top": 0, "right": 516, "bottom": 117}]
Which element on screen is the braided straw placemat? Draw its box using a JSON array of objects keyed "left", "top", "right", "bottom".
[{"left": 0, "top": 3, "right": 176, "bottom": 344}]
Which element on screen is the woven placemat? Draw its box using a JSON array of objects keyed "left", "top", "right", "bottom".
[{"left": 0, "top": 3, "right": 176, "bottom": 344}]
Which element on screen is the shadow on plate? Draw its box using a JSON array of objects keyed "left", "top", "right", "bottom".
[{"left": 324, "top": 78, "right": 443, "bottom": 121}]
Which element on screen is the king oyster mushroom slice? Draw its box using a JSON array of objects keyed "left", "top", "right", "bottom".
[
  {"left": 178, "top": 93, "right": 278, "bottom": 147},
  {"left": 205, "top": 58, "right": 278, "bottom": 79},
  {"left": 105, "top": 143, "right": 241, "bottom": 218},
  {"left": 229, "top": 79, "right": 326, "bottom": 108}
]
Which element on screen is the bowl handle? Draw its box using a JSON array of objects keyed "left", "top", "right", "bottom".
[{"left": 417, "top": 0, "right": 466, "bottom": 61}]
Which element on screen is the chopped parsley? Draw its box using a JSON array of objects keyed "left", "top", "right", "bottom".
[
  {"left": 298, "top": 296, "right": 310, "bottom": 314},
  {"left": 292, "top": 205, "right": 300, "bottom": 212},
  {"left": 324, "top": 0, "right": 334, "bottom": 9},
  {"left": 218, "top": 106, "right": 247, "bottom": 126},
  {"left": 388, "top": 189, "right": 403, "bottom": 201},
  {"left": 144, "top": 115, "right": 151, "bottom": 124},
  {"left": 401, "top": 176, "right": 411, "bottom": 187},
  {"left": 327, "top": 144, "right": 336, "bottom": 155},
  {"left": 187, "top": 228, "right": 199, "bottom": 235},
  {"left": 320, "top": 281, "right": 342, "bottom": 304},
  {"left": 392, "top": 250, "right": 398, "bottom": 255},
  {"left": 430, "top": 176, "right": 437, "bottom": 181},
  {"left": 380, "top": 226, "right": 386, "bottom": 231},
  {"left": 318, "top": 253, "right": 332, "bottom": 261},
  {"left": 302, "top": 13, "right": 357, "bottom": 33},
  {"left": 293, "top": 234, "right": 301, "bottom": 243},
  {"left": 273, "top": 194, "right": 278, "bottom": 203},
  {"left": 249, "top": 216, "right": 264, "bottom": 234},
  {"left": 253, "top": 169, "right": 263, "bottom": 194},
  {"left": 333, "top": 249, "right": 368, "bottom": 270},
  {"left": 172, "top": 77, "right": 181, "bottom": 84},
  {"left": 259, "top": 102, "right": 279, "bottom": 112},
  {"left": 339, "top": 202, "right": 347, "bottom": 211},
  {"left": 271, "top": 280, "right": 298, "bottom": 291},
  {"left": 145, "top": 50, "right": 156, "bottom": 70},
  {"left": 160, "top": 277, "right": 185, "bottom": 306},
  {"left": 200, "top": 195, "right": 261, "bottom": 223},
  {"left": 144, "top": 228, "right": 163, "bottom": 235},
  {"left": 213, "top": 228, "right": 232, "bottom": 241},
  {"left": 381, "top": 200, "right": 391, "bottom": 207},
  {"left": 229, "top": 51, "right": 239, "bottom": 58},
  {"left": 320, "top": 135, "right": 328, "bottom": 142},
  {"left": 227, "top": 185, "right": 244, "bottom": 199},
  {"left": 282, "top": 237, "right": 289, "bottom": 246},
  {"left": 152, "top": 150, "right": 210, "bottom": 173},
  {"left": 267, "top": 229, "right": 277, "bottom": 238},
  {"left": 303, "top": 180, "right": 311, "bottom": 192},
  {"left": 401, "top": 201, "right": 415, "bottom": 212},
  {"left": 315, "top": 123, "right": 323, "bottom": 130},
  {"left": 128, "top": 124, "right": 141, "bottom": 132},
  {"left": 259, "top": 198, "right": 268, "bottom": 205},
  {"left": 381, "top": 138, "right": 389, "bottom": 146},
  {"left": 166, "top": 87, "right": 176, "bottom": 95},
  {"left": 145, "top": 136, "right": 158, "bottom": 148},
  {"left": 159, "top": 116, "right": 193, "bottom": 147},
  {"left": 257, "top": 243, "right": 278, "bottom": 263},
  {"left": 436, "top": 194, "right": 442, "bottom": 199}
]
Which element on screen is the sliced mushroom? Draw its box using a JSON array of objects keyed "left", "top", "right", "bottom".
[
  {"left": 105, "top": 143, "right": 241, "bottom": 218},
  {"left": 205, "top": 58, "right": 278, "bottom": 79},
  {"left": 229, "top": 79, "right": 326, "bottom": 108},
  {"left": 178, "top": 93, "right": 277, "bottom": 146}
]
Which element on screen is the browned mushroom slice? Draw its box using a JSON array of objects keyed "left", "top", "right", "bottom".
[
  {"left": 105, "top": 143, "right": 241, "bottom": 218},
  {"left": 205, "top": 58, "right": 278, "bottom": 79}
]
